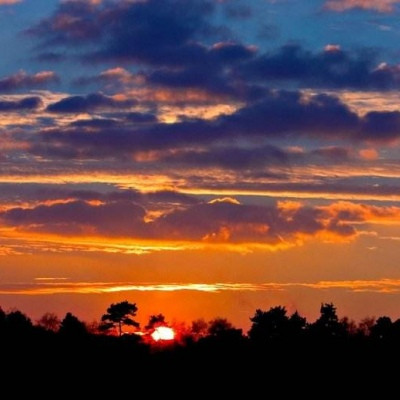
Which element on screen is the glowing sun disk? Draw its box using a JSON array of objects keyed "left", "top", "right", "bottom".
[{"left": 151, "top": 326, "right": 175, "bottom": 341}]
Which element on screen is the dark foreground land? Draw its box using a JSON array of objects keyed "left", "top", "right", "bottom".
[{"left": 1, "top": 303, "right": 399, "bottom": 394}]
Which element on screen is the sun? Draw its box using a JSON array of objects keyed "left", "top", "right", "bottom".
[{"left": 151, "top": 326, "right": 175, "bottom": 341}]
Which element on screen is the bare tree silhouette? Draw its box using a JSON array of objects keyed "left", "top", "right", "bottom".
[{"left": 37, "top": 312, "right": 61, "bottom": 332}]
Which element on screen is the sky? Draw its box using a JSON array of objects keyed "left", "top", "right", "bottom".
[{"left": 0, "top": 0, "right": 400, "bottom": 329}]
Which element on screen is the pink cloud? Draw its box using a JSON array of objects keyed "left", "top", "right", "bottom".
[
  {"left": 0, "top": 0, "right": 21, "bottom": 4},
  {"left": 325, "top": 0, "right": 400, "bottom": 12}
]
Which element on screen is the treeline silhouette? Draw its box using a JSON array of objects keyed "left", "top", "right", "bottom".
[
  {"left": 2, "top": 301, "right": 399, "bottom": 343},
  {"left": 1, "top": 302, "right": 399, "bottom": 391}
]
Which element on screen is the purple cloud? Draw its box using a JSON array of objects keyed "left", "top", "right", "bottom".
[
  {"left": 0, "top": 96, "right": 42, "bottom": 111},
  {"left": 46, "top": 93, "right": 137, "bottom": 113},
  {"left": 0, "top": 70, "right": 59, "bottom": 92},
  {"left": 0, "top": 198, "right": 362, "bottom": 243}
]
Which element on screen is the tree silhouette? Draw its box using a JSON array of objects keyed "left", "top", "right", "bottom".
[
  {"left": 249, "top": 306, "right": 290, "bottom": 342},
  {"left": 310, "top": 303, "right": 346, "bottom": 339},
  {"left": 340, "top": 317, "right": 357, "bottom": 336},
  {"left": 207, "top": 318, "right": 243, "bottom": 342},
  {"left": 208, "top": 318, "right": 234, "bottom": 336},
  {"left": 249, "top": 307, "right": 307, "bottom": 343},
  {"left": 288, "top": 311, "right": 307, "bottom": 337},
  {"left": 145, "top": 313, "right": 166, "bottom": 331},
  {"left": 6, "top": 310, "right": 33, "bottom": 335},
  {"left": 37, "top": 312, "right": 61, "bottom": 332},
  {"left": 100, "top": 301, "right": 139, "bottom": 336},
  {"left": 358, "top": 317, "right": 375, "bottom": 337},
  {"left": 0, "top": 307, "right": 6, "bottom": 332},
  {"left": 59, "top": 312, "right": 87, "bottom": 337},
  {"left": 191, "top": 319, "right": 209, "bottom": 340},
  {"left": 370, "top": 316, "right": 393, "bottom": 341}
]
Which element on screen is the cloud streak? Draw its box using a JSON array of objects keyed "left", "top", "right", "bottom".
[{"left": 3, "top": 278, "right": 400, "bottom": 295}]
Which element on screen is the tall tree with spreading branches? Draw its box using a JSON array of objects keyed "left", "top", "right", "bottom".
[{"left": 100, "top": 301, "right": 139, "bottom": 336}]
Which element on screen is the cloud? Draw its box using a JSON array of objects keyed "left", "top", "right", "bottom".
[
  {"left": 360, "top": 111, "right": 400, "bottom": 140},
  {"left": 27, "top": 0, "right": 262, "bottom": 99},
  {"left": 0, "top": 70, "right": 59, "bottom": 93},
  {"left": 320, "top": 201, "right": 400, "bottom": 223},
  {"left": 27, "top": 1, "right": 400, "bottom": 94},
  {"left": 28, "top": 0, "right": 217, "bottom": 66},
  {"left": 359, "top": 148, "right": 378, "bottom": 160},
  {"left": 0, "top": 185, "right": 201, "bottom": 222},
  {"left": 152, "top": 201, "right": 329, "bottom": 242},
  {"left": 71, "top": 43, "right": 400, "bottom": 97},
  {"left": 0, "top": 96, "right": 42, "bottom": 111},
  {"left": 25, "top": 91, "right": 344, "bottom": 157},
  {"left": 46, "top": 93, "right": 137, "bottom": 113},
  {"left": 74, "top": 67, "right": 145, "bottom": 89},
  {"left": 151, "top": 145, "right": 288, "bottom": 170},
  {"left": 3, "top": 198, "right": 394, "bottom": 246},
  {"left": 0, "top": 0, "right": 21, "bottom": 5},
  {"left": 242, "top": 44, "right": 400, "bottom": 90},
  {"left": 3, "top": 278, "right": 400, "bottom": 295},
  {"left": 26, "top": 0, "right": 104, "bottom": 45},
  {"left": 324, "top": 0, "right": 400, "bottom": 13},
  {"left": 1, "top": 200, "right": 147, "bottom": 236},
  {"left": 144, "top": 42, "right": 256, "bottom": 95},
  {"left": 23, "top": 89, "right": 400, "bottom": 164},
  {"left": 224, "top": 3, "right": 252, "bottom": 19}
]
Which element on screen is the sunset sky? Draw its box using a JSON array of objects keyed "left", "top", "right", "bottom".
[{"left": 1, "top": 0, "right": 400, "bottom": 329}]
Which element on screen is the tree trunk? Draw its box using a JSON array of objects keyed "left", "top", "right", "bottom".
[{"left": 119, "top": 321, "right": 122, "bottom": 337}]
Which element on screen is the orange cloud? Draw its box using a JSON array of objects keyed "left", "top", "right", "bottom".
[
  {"left": 184, "top": 186, "right": 400, "bottom": 202},
  {"left": 320, "top": 201, "right": 400, "bottom": 224},
  {"left": 208, "top": 197, "right": 241, "bottom": 205},
  {"left": 3, "top": 278, "right": 400, "bottom": 295},
  {"left": 278, "top": 200, "right": 303, "bottom": 221},
  {"left": 359, "top": 148, "right": 379, "bottom": 160}
]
